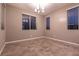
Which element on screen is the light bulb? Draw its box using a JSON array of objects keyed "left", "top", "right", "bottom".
[
  {"left": 34, "top": 8, "right": 37, "bottom": 12},
  {"left": 36, "top": 4, "right": 40, "bottom": 9},
  {"left": 38, "top": 10, "right": 40, "bottom": 13}
]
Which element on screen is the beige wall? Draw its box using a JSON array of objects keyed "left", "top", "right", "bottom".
[
  {"left": 45, "top": 4, "right": 79, "bottom": 44},
  {"left": 6, "top": 5, "right": 44, "bottom": 42},
  {"left": 6, "top": 3, "right": 79, "bottom": 44},
  {"left": 0, "top": 4, "right": 5, "bottom": 52}
]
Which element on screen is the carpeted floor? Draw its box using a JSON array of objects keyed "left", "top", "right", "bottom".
[{"left": 1, "top": 38, "right": 79, "bottom": 56}]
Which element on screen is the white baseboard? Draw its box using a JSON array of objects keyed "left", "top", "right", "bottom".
[
  {"left": 44, "top": 36, "right": 79, "bottom": 47},
  {"left": 5, "top": 36, "right": 45, "bottom": 44},
  {"left": 5, "top": 36, "right": 79, "bottom": 47},
  {"left": 0, "top": 44, "right": 5, "bottom": 55},
  {"left": 1, "top": 36, "right": 79, "bottom": 55}
]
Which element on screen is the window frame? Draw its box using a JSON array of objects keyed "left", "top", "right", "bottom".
[
  {"left": 22, "top": 14, "right": 30, "bottom": 30},
  {"left": 30, "top": 16, "right": 37, "bottom": 30},
  {"left": 67, "top": 7, "right": 79, "bottom": 30},
  {"left": 22, "top": 14, "right": 37, "bottom": 30},
  {"left": 46, "top": 17, "right": 50, "bottom": 30}
]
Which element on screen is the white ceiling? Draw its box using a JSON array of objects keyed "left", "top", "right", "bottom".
[{"left": 7, "top": 3, "right": 74, "bottom": 16}]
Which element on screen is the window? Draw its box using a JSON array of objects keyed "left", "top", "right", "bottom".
[
  {"left": 67, "top": 7, "right": 78, "bottom": 30},
  {"left": 46, "top": 17, "right": 50, "bottom": 30},
  {"left": 22, "top": 14, "right": 29, "bottom": 30},
  {"left": 22, "top": 14, "right": 36, "bottom": 30},
  {"left": 1, "top": 4, "right": 5, "bottom": 30},
  {"left": 31, "top": 16, "right": 36, "bottom": 29}
]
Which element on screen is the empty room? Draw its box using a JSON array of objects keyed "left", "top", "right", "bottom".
[{"left": 0, "top": 3, "right": 79, "bottom": 56}]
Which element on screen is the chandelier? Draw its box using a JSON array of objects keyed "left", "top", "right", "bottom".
[
  {"left": 33, "top": 2, "right": 48, "bottom": 13},
  {"left": 34, "top": 3, "right": 45, "bottom": 13}
]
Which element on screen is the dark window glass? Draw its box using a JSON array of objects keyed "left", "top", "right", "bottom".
[
  {"left": 31, "top": 16, "right": 36, "bottom": 29},
  {"left": 1, "top": 4, "right": 5, "bottom": 30},
  {"left": 68, "top": 25, "right": 78, "bottom": 29},
  {"left": 22, "top": 14, "right": 29, "bottom": 30},
  {"left": 46, "top": 17, "right": 50, "bottom": 30},
  {"left": 67, "top": 7, "right": 78, "bottom": 30}
]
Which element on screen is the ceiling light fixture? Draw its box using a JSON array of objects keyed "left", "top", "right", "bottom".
[
  {"left": 34, "top": 3, "right": 45, "bottom": 13},
  {"left": 32, "top": 1, "right": 48, "bottom": 14}
]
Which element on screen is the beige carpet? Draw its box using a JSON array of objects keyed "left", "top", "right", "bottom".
[{"left": 1, "top": 38, "right": 79, "bottom": 56}]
